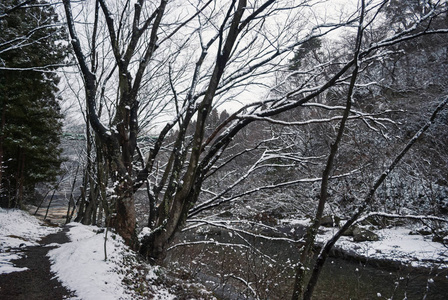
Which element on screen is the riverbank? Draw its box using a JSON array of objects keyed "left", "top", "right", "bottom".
[
  {"left": 283, "top": 218, "right": 448, "bottom": 271},
  {"left": 167, "top": 217, "right": 448, "bottom": 299}
]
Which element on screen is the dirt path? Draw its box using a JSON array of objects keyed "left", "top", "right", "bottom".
[{"left": 0, "top": 226, "right": 76, "bottom": 300}]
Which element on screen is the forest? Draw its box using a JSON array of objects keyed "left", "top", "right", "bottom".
[{"left": 1, "top": 0, "right": 448, "bottom": 299}]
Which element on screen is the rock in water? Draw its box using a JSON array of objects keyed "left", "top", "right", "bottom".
[{"left": 352, "top": 227, "right": 379, "bottom": 242}]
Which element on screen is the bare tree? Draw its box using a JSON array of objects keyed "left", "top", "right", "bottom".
[
  {"left": 62, "top": 0, "right": 355, "bottom": 253},
  {"left": 62, "top": 1, "right": 448, "bottom": 278}
]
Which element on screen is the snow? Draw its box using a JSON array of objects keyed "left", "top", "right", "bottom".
[
  {"left": 47, "top": 223, "right": 176, "bottom": 300},
  {"left": 317, "top": 224, "right": 448, "bottom": 269},
  {"left": 284, "top": 218, "right": 448, "bottom": 268},
  {"left": 0, "top": 208, "right": 60, "bottom": 274},
  {"left": 2, "top": 208, "right": 447, "bottom": 298},
  {"left": 0, "top": 208, "right": 176, "bottom": 299},
  {"left": 48, "top": 224, "right": 129, "bottom": 299}
]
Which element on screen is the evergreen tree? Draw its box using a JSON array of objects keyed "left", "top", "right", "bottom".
[{"left": 0, "top": 0, "right": 68, "bottom": 208}]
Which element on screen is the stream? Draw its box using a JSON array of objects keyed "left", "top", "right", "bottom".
[{"left": 165, "top": 226, "right": 448, "bottom": 299}]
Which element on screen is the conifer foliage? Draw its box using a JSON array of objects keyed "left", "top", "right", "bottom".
[{"left": 0, "top": 0, "right": 68, "bottom": 208}]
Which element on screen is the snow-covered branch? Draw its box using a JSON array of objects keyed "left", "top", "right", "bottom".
[
  {"left": 356, "top": 212, "right": 448, "bottom": 224},
  {"left": 190, "top": 168, "right": 361, "bottom": 217}
]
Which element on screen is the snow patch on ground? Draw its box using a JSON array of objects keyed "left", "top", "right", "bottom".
[
  {"left": 48, "top": 224, "right": 128, "bottom": 299},
  {"left": 0, "top": 208, "right": 60, "bottom": 274},
  {"left": 48, "top": 223, "right": 176, "bottom": 300}
]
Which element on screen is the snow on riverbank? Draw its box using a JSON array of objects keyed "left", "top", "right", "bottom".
[
  {"left": 0, "top": 208, "right": 60, "bottom": 274},
  {"left": 320, "top": 226, "right": 448, "bottom": 268},
  {"left": 2, "top": 207, "right": 447, "bottom": 298},
  {"left": 286, "top": 218, "right": 448, "bottom": 269}
]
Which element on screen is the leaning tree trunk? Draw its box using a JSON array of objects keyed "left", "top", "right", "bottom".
[
  {"left": 301, "top": 95, "right": 448, "bottom": 300},
  {"left": 291, "top": 4, "right": 365, "bottom": 297},
  {"left": 140, "top": 0, "right": 248, "bottom": 262}
]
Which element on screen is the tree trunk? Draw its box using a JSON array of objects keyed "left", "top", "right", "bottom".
[
  {"left": 97, "top": 144, "right": 110, "bottom": 226},
  {"left": 112, "top": 182, "right": 137, "bottom": 249},
  {"left": 141, "top": 176, "right": 203, "bottom": 262},
  {"left": 14, "top": 148, "right": 26, "bottom": 209},
  {"left": 0, "top": 104, "right": 5, "bottom": 199}
]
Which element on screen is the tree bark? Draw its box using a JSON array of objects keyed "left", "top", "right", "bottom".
[{"left": 0, "top": 104, "right": 5, "bottom": 199}]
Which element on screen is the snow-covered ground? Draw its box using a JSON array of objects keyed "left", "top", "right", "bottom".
[
  {"left": 0, "top": 207, "right": 60, "bottom": 274},
  {"left": 0, "top": 208, "right": 177, "bottom": 299},
  {"left": 320, "top": 226, "right": 448, "bottom": 268},
  {"left": 48, "top": 223, "right": 177, "bottom": 300},
  {"left": 287, "top": 218, "right": 448, "bottom": 269},
  {"left": 2, "top": 208, "right": 447, "bottom": 299}
]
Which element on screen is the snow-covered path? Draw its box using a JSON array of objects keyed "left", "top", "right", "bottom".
[
  {"left": 0, "top": 208, "right": 181, "bottom": 300},
  {"left": 0, "top": 208, "right": 62, "bottom": 274},
  {"left": 0, "top": 222, "right": 75, "bottom": 299}
]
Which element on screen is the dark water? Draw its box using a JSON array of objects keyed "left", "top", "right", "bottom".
[
  {"left": 313, "top": 255, "right": 448, "bottom": 299},
  {"left": 166, "top": 228, "right": 448, "bottom": 299}
]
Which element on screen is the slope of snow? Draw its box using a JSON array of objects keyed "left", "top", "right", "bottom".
[
  {"left": 47, "top": 223, "right": 176, "bottom": 300},
  {"left": 0, "top": 208, "right": 60, "bottom": 274}
]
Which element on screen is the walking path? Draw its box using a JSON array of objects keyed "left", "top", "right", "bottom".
[{"left": 0, "top": 227, "right": 75, "bottom": 300}]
